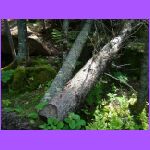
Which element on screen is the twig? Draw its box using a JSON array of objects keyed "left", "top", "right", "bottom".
[{"left": 104, "top": 73, "right": 136, "bottom": 92}]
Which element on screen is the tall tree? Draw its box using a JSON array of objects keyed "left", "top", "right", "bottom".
[
  {"left": 17, "top": 19, "right": 29, "bottom": 62},
  {"left": 62, "top": 19, "right": 69, "bottom": 51},
  {"left": 130, "top": 24, "right": 148, "bottom": 115},
  {"left": 4, "top": 19, "right": 16, "bottom": 60}
]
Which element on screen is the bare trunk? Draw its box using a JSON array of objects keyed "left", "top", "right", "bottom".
[
  {"left": 40, "top": 20, "right": 92, "bottom": 103},
  {"left": 17, "top": 19, "right": 29, "bottom": 62},
  {"left": 130, "top": 28, "right": 148, "bottom": 115},
  {"left": 40, "top": 21, "right": 133, "bottom": 120},
  {"left": 62, "top": 19, "right": 69, "bottom": 51},
  {"left": 4, "top": 19, "right": 16, "bottom": 60}
]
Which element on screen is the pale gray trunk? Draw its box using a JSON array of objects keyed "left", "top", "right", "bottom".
[
  {"left": 62, "top": 19, "right": 69, "bottom": 51},
  {"left": 40, "top": 21, "right": 133, "bottom": 120},
  {"left": 40, "top": 20, "right": 92, "bottom": 103}
]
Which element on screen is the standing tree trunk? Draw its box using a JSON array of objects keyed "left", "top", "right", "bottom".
[
  {"left": 130, "top": 27, "right": 148, "bottom": 115},
  {"left": 62, "top": 19, "right": 69, "bottom": 51},
  {"left": 17, "top": 19, "right": 29, "bottom": 62},
  {"left": 41, "top": 19, "right": 46, "bottom": 31},
  {"left": 4, "top": 19, "right": 16, "bottom": 60},
  {"left": 40, "top": 20, "right": 92, "bottom": 103},
  {"left": 40, "top": 21, "right": 133, "bottom": 120}
]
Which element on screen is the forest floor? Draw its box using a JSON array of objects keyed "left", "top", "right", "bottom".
[{"left": 1, "top": 20, "right": 149, "bottom": 130}]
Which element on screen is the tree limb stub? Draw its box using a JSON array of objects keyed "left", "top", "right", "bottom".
[{"left": 39, "top": 21, "right": 133, "bottom": 120}]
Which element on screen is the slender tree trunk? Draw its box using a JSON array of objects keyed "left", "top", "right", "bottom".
[
  {"left": 62, "top": 19, "right": 69, "bottom": 61},
  {"left": 40, "top": 20, "right": 92, "bottom": 103},
  {"left": 130, "top": 28, "right": 148, "bottom": 115},
  {"left": 40, "top": 21, "right": 133, "bottom": 120},
  {"left": 4, "top": 19, "right": 16, "bottom": 60},
  {"left": 17, "top": 19, "right": 29, "bottom": 62},
  {"left": 62, "top": 19, "right": 69, "bottom": 51},
  {"left": 41, "top": 19, "right": 46, "bottom": 31}
]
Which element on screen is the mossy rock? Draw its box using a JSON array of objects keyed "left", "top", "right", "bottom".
[
  {"left": 12, "top": 66, "right": 27, "bottom": 91},
  {"left": 11, "top": 64, "right": 56, "bottom": 92},
  {"left": 30, "top": 58, "right": 49, "bottom": 66},
  {"left": 26, "top": 65, "right": 56, "bottom": 89}
]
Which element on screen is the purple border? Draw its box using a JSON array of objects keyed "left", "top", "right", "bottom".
[{"left": 0, "top": 0, "right": 150, "bottom": 149}]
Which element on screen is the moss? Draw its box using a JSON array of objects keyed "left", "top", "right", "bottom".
[
  {"left": 12, "top": 66, "right": 27, "bottom": 91},
  {"left": 26, "top": 65, "right": 56, "bottom": 89},
  {"left": 31, "top": 57, "right": 49, "bottom": 66},
  {"left": 11, "top": 64, "right": 56, "bottom": 92}
]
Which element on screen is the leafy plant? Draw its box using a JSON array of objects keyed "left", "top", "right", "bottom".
[
  {"left": 64, "top": 113, "right": 86, "bottom": 129},
  {"left": 39, "top": 113, "right": 86, "bottom": 130},
  {"left": 86, "top": 82, "right": 104, "bottom": 105},
  {"left": 35, "top": 101, "right": 48, "bottom": 111},
  {"left": 28, "top": 112, "right": 39, "bottom": 119},
  {"left": 39, "top": 118, "right": 64, "bottom": 130},
  {"left": 2, "top": 99, "right": 11, "bottom": 107},
  {"left": 51, "top": 29, "right": 63, "bottom": 43},
  {"left": 2, "top": 69, "right": 14, "bottom": 83},
  {"left": 86, "top": 89, "right": 148, "bottom": 130},
  {"left": 113, "top": 71, "right": 128, "bottom": 83}
]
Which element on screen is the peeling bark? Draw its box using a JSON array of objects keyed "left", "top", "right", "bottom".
[
  {"left": 40, "top": 21, "right": 133, "bottom": 120},
  {"left": 40, "top": 20, "right": 92, "bottom": 103}
]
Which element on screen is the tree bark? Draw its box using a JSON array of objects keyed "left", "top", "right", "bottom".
[
  {"left": 40, "top": 20, "right": 92, "bottom": 103},
  {"left": 4, "top": 19, "right": 16, "bottom": 60},
  {"left": 17, "top": 19, "right": 29, "bottom": 62},
  {"left": 39, "top": 21, "right": 133, "bottom": 120},
  {"left": 7, "top": 25, "right": 55, "bottom": 56},
  {"left": 130, "top": 27, "right": 148, "bottom": 115},
  {"left": 62, "top": 19, "right": 69, "bottom": 51}
]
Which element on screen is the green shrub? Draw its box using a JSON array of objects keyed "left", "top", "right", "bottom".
[
  {"left": 86, "top": 89, "right": 148, "bottom": 130},
  {"left": 39, "top": 113, "right": 86, "bottom": 130},
  {"left": 2, "top": 69, "right": 14, "bottom": 84}
]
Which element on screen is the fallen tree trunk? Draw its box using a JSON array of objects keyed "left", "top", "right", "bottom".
[
  {"left": 40, "top": 21, "right": 133, "bottom": 120},
  {"left": 40, "top": 20, "right": 92, "bottom": 103}
]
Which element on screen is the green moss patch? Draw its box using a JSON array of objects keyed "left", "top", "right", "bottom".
[{"left": 11, "top": 59, "right": 57, "bottom": 92}]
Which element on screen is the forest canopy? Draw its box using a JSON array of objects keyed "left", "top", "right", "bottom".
[{"left": 1, "top": 19, "right": 149, "bottom": 130}]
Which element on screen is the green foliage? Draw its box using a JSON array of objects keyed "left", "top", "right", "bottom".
[
  {"left": 51, "top": 29, "right": 63, "bottom": 43},
  {"left": 86, "top": 81, "right": 104, "bottom": 105},
  {"left": 2, "top": 99, "right": 11, "bottom": 107},
  {"left": 2, "top": 69, "right": 14, "bottom": 83},
  {"left": 64, "top": 113, "right": 86, "bottom": 129},
  {"left": 12, "top": 66, "right": 26, "bottom": 91},
  {"left": 113, "top": 71, "right": 128, "bottom": 83},
  {"left": 39, "top": 113, "right": 86, "bottom": 130},
  {"left": 51, "top": 29, "right": 78, "bottom": 48},
  {"left": 86, "top": 87, "right": 148, "bottom": 130},
  {"left": 35, "top": 102, "right": 48, "bottom": 111},
  {"left": 6, "top": 62, "right": 56, "bottom": 92},
  {"left": 28, "top": 112, "right": 39, "bottom": 119},
  {"left": 39, "top": 118, "right": 64, "bottom": 130},
  {"left": 31, "top": 57, "right": 49, "bottom": 66}
]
